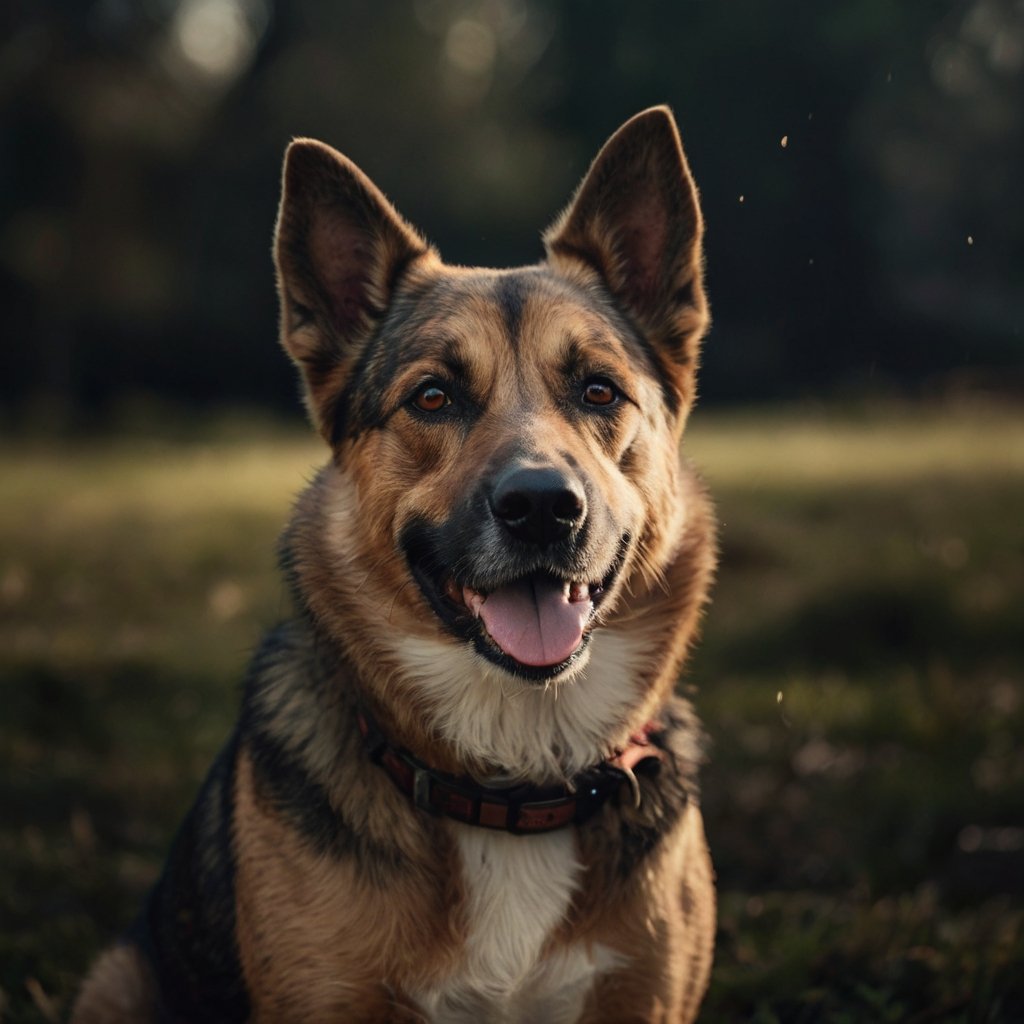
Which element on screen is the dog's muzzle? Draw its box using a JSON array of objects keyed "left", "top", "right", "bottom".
[{"left": 402, "top": 460, "right": 629, "bottom": 680}]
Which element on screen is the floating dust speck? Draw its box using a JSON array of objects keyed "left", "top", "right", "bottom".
[
  {"left": 776, "top": 689, "right": 791, "bottom": 728},
  {"left": 780, "top": 135, "right": 788, "bottom": 148},
  {"left": 738, "top": 194, "right": 745, "bottom": 203},
  {"left": 967, "top": 235, "right": 974, "bottom": 245}
]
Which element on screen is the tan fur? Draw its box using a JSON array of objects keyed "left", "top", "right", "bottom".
[
  {"left": 574, "top": 806, "right": 716, "bottom": 1024},
  {"left": 74, "top": 107, "right": 718, "bottom": 1023},
  {"left": 232, "top": 749, "right": 463, "bottom": 1021}
]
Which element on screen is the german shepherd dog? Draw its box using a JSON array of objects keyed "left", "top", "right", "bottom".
[{"left": 73, "top": 106, "right": 717, "bottom": 1023}]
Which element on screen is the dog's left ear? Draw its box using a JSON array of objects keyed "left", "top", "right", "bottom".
[
  {"left": 544, "top": 106, "right": 708, "bottom": 406},
  {"left": 274, "top": 139, "right": 435, "bottom": 442}
]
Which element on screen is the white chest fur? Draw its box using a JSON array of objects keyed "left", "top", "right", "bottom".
[
  {"left": 391, "top": 625, "right": 659, "bottom": 782},
  {"left": 413, "top": 826, "right": 621, "bottom": 1024}
]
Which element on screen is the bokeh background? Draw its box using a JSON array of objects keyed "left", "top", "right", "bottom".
[
  {"left": 2, "top": 1, "right": 1023, "bottom": 1021},
  {"left": 4, "top": 0, "right": 1024, "bottom": 418}
]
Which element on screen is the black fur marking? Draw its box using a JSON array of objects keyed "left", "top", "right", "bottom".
[
  {"left": 128, "top": 731, "right": 250, "bottom": 1023},
  {"left": 245, "top": 730, "right": 341, "bottom": 853},
  {"left": 494, "top": 273, "right": 531, "bottom": 346},
  {"left": 329, "top": 278, "right": 470, "bottom": 445},
  {"left": 619, "top": 442, "right": 639, "bottom": 476},
  {"left": 286, "top": 293, "right": 316, "bottom": 331},
  {"left": 239, "top": 622, "right": 408, "bottom": 881},
  {"left": 673, "top": 279, "right": 696, "bottom": 311},
  {"left": 558, "top": 338, "right": 586, "bottom": 382},
  {"left": 549, "top": 263, "right": 686, "bottom": 419},
  {"left": 245, "top": 729, "right": 407, "bottom": 880},
  {"left": 610, "top": 312, "right": 682, "bottom": 418},
  {"left": 326, "top": 266, "right": 444, "bottom": 445},
  {"left": 614, "top": 755, "right": 690, "bottom": 878},
  {"left": 329, "top": 321, "right": 389, "bottom": 445},
  {"left": 437, "top": 342, "right": 471, "bottom": 384},
  {"left": 575, "top": 707, "right": 702, "bottom": 882}
]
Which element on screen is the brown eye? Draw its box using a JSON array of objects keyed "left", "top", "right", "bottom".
[
  {"left": 413, "top": 385, "right": 451, "bottom": 412},
  {"left": 582, "top": 380, "right": 617, "bottom": 406}
]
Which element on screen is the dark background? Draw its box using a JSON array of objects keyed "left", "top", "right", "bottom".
[
  {"left": 3, "top": 3, "right": 1024, "bottom": 1021},
  {"left": 2, "top": 0, "right": 1022, "bottom": 425}
]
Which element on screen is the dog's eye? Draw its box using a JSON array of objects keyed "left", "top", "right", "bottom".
[
  {"left": 582, "top": 379, "right": 618, "bottom": 407},
  {"left": 412, "top": 385, "right": 452, "bottom": 412}
]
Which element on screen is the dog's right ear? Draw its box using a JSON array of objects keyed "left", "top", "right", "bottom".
[
  {"left": 544, "top": 107, "right": 708, "bottom": 414},
  {"left": 274, "top": 139, "right": 435, "bottom": 441}
]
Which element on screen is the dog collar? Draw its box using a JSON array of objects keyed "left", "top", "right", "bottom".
[{"left": 357, "top": 711, "right": 663, "bottom": 835}]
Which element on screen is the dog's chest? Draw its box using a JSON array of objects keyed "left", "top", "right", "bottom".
[{"left": 412, "top": 826, "right": 620, "bottom": 1024}]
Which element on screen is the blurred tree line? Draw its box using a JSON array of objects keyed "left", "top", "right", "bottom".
[{"left": 1, "top": 0, "right": 1022, "bottom": 424}]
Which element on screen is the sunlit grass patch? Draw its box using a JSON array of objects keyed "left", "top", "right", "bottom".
[{"left": 684, "top": 401, "right": 1024, "bottom": 488}]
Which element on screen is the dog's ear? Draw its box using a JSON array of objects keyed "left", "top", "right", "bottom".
[
  {"left": 544, "top": 107, "right": 708, "bottom": 407},
  {"left": 274, "top": 139, "right": 435, "bottom": 441}
]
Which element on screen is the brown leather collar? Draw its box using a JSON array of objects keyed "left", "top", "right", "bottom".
[{"left": 358, "top": 712, "right": 663, "bottom": 835}]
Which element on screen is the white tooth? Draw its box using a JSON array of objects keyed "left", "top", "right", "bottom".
[{"left": 465, "top": 588, "right": 485, "bottom": 617}]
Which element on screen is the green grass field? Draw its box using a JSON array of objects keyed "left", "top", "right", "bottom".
[{"left": 2, "top": 404, "right": 1022, "bottom": 1022}]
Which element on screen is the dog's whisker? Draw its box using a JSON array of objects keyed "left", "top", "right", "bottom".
[
  {"left": 386, "top": 580, "right": 412, "bottom": 623},
  {"left": 499, "top": 677, "right": 530, "bottom": 700},
  {"left": 352, "top": 554, "right": 390, "bottom": 596}
]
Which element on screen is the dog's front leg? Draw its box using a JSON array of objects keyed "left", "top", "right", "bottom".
[{"left": 577, "top": 804, "right": 715, "bottom": 1024}]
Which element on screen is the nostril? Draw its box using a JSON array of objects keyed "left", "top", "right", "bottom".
[
  {"left": 551, "top": 489, "right": 584, "bottom": 523},
  {"left": 493, "top": 490, "right": 531, "bottom": 523}
]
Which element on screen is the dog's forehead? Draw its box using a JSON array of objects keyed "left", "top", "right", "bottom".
[
  {"left": 391, "top": 266, "right": 647, "bottom": 369},
  {"left": 333, "top": 265, "right": 670, "bottom": 444}
]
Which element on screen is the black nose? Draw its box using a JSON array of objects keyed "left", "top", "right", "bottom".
[{"left": 490, "top": 465, "right": 587, "bottom": 545}]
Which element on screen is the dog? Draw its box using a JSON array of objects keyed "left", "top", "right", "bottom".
[{"left": 72, "top": 105, "right": 717, "bottom": 1023}]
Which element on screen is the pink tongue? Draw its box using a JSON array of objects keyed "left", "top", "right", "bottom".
[{"left": 477, "top": 577, "right": 592, "bottom": 667}]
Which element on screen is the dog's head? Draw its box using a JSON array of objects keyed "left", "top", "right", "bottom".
[{"left": 274, "top": 108, "right": 713, "bottom": 774}]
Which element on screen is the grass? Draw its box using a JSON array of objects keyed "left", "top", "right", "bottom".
[{"left": 2, "top": 403, "right": 1022, "bottom": 1021}]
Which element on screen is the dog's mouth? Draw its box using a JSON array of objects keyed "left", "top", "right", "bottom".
[
  {"left": 451, "top": 573, "right": 603, "bottom": 667},
  {"left": 406, "top": 539, "right": 628, "bottom": 681}
]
